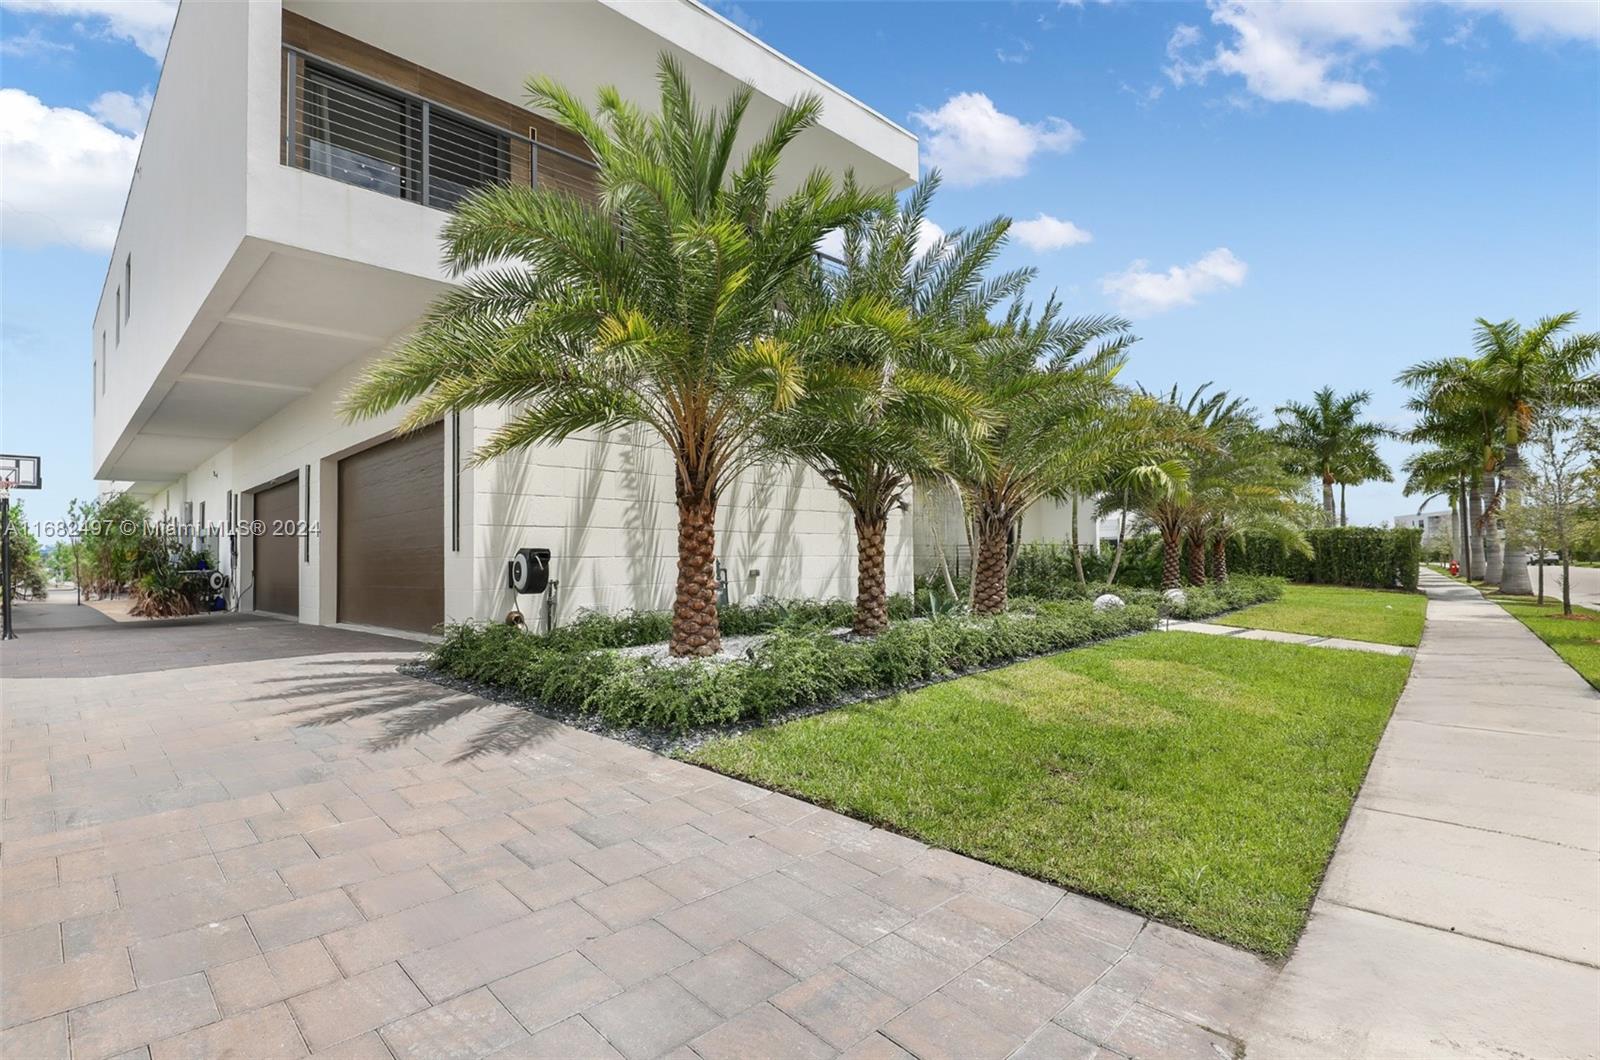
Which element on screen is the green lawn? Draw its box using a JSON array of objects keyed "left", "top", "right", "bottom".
[
  {"left": 1214, "top": 584, "right": 1427, "bottom": 646},
  {"left": 1492, "top": 596, "right": 1600, "bottom": 691},
  {"left": 689, "top": 632, "right": 1411, "bottom": 955}
]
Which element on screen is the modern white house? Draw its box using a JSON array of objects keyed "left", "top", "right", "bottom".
[{"left": 91, "top": 0, "right": 919, "bottom": 634}]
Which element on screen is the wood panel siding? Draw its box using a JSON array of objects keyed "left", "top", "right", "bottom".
[
  {"left": 252, "top": 476, "right": 300, "bottom": 617},
  {"left": 282, "top": 10, "right": 595, "bottom": 197},
  {"left": 337, "top": 423, "right": 444, "bottom": 634}
]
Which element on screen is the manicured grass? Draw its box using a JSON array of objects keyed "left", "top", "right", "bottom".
[
  {"left": 688, "top": 632, "right": 1411, "bottom": 955},
  {"left": 1213, "top": 583, "right": 1427, "bottom": 647},
  {"left": 1491, "top": 596, "right": 1600, "bottom": 691}
]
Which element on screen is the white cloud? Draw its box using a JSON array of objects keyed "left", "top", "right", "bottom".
[
  {"left": 1166, "top": 0, "right": 1596, "bottom": 110},
  {"left": 911, "top": 92, "right": 1081, "bottom": 187},
  {"left": 996, "top": 39, "right": 1032, "bottom": 64},
  {"left": 0, "top": 88, "right": 139, "bottom": 252},
  {"left": 0, "top": 25, "right": 73, "bottom": 58},
  {"left": 1165, "top": 1, "right": 1415, "bottom": 110},
  {"left": 1011, "top": 213, "right": 1092, "bottom": 252},
  {"left": 1450, "top": 1, "right": 1599, "bottom": 43},
  {"left": 0, "top": 0, "right": 176, "bottom": 61},
  {"left": 1100, "top": 247, "right": 1247, "bottom": 314},
  {"left": 89, "top": 89, "right": 152, "bottom": 135}
]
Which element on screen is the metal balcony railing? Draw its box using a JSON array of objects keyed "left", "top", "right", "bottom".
[{"left": 282, "top": 46, "right": 598, "bottom": 210}]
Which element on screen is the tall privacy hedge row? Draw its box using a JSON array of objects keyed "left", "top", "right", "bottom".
[{"left": 1226, "top": 527, "right": 1422, "bottom": 591}]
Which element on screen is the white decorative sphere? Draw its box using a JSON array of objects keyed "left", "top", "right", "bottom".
[
  {"left": 1092, "top": 594, "right": 1125, "bottom": 612},
  {"left": 1162, "top": 588, "right": 1187, "bottom": 607}
]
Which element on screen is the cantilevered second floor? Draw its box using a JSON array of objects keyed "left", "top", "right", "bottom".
[{"left": 92, "top": 0, "right": 919, "bottom": 488}]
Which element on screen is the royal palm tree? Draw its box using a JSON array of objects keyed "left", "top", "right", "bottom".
[
  {"left": 1467, "top": 316, "right": 1599, "bottom": 594},
  {"left": 774, "top": 174, "right": 1002, "bottom": 634},
  {"left": 1400, "top": 357, "right": 1499, "bottom": 581},
  {"left": 1401, "top": 315, "right": 1599, "bottom": 594},
  {"left": 341, "top": 56, "right": 886, "bottom": 656},
  {"left": 1401, "top": 445, "right": 1479, "bottom": 577},
  {"left": 1275, "top": 387, "right": 1392, "bottom": 526},
  {"left": 945, "top": 298, "right": 1139, "bottom": 614},
  {"left": 1337, "top": 440, "right": 1392, "bottom": 527}
]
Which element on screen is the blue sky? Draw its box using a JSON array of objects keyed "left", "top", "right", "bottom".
[{"left": 2, "top": 0, "right": 1596, "bottom": 533}]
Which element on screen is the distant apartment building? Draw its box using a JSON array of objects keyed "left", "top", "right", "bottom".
[
  {"left": 92, "top": 0, "right": 918, "bottom": 634},
  {"left": 1394, "top": 510, "right": 1455, "bottom": 553}
]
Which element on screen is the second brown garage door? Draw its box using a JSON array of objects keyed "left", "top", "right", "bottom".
[
  {"left": 337, "top": 423, "right": 444, "bottom": 633},
  {"left": 252, "top": 475, "right": 300, "bottom": 617}
]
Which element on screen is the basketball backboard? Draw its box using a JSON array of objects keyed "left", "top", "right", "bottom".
[{"left": 0, "top": 454, "right": 42, "bottom": 490}]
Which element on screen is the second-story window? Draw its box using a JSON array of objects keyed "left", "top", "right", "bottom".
[
  {"left": 428, "top": 110, "right": 509, "bottom": 210},
  {"left": 124, "top": 256, "right": 131, "bottom": 322},
  {"left": 302, "top": 65, "right": 416, "bottom": 200},
  {"left": 115, "top": 288, "right": 121, "bottom": 345},
  {"left": 100, "top": 331, "right": 107, "bottom": 394},
  {"left": 291, "top": 56, "right": 511, "bottom": 211}
]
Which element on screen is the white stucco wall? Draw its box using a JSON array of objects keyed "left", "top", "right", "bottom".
[
  {"left": 158, "top": 365, "right": 913, "bottom": 629},
  {"left": 910, "top": 486, "right": 1099, "bottom": 581},
  {"left": 96, "top": 0, "right": 922, "bottom": 632},
  {"left": 91, "top": 0, "right": 251, "bottom": 476}
]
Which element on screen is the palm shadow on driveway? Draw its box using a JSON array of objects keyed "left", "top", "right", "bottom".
[{"left": 251, "top": 655, "right": 564, "bottom": 764}]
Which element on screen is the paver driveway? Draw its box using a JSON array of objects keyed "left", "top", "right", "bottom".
[{"left": 1, "top": 615, "right": 1271, "bottom": 1059}]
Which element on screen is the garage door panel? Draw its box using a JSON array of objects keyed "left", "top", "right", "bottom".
[
  {"left": 338, "top": 423, "right": 444, "bottom": 633},
  {"left": 253, "top": 477, "right": 300, "bottom": 617}
]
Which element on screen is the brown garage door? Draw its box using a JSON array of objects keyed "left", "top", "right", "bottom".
[
  {"left": 253, "top": 476, "right": 300, "bottom": 617},
  {"left": 338, "top": 423, "right": 444, "bottom": 633}
]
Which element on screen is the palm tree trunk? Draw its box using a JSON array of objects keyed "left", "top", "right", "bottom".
[
  {"left": 671, "top": 487, "right": 721, "bottom": 657},
  {"left": 969, "top": 507, "right": 1011, "bottom": 615},
  {"left": 1070, "top": 496, "right": 1086, "bottom": 587},
  {"left": 1339, "top": 483, "right": 1347, "bottom": 527},
  {"left": 1321, "top": 473, "right": 1336, "bottom": 527},
  {"left": 1211, "top": 537, "right": 1228, "bottom": 582},
  {"left": 1467, "top": 482, "right": 1487, "bottom": 579},
  {"left": 1185, "top": 532, "right": 1207, "bottom": 586},
  {"left": 1160, "top": 527, "right": 1182, "bottom": 590},
  {"left": 1106, "top": 504, "right": 1128, "bottom": 586},
  {"left": 1457, "top": 482, "right": 1471, "bottom": 578},
  {"left": 852, "top": 511, "right": 890, "bottom": 636},
  {"left": 1497, "top": 444, "right": 1532, "bottom": 595},
  {"left": 1482, "top": 478, "right": 1503, "bottom": 586}
]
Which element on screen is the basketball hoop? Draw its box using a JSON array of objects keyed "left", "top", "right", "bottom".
[{"left": 0, "top": 453, "right": 41, "bottom": 641}]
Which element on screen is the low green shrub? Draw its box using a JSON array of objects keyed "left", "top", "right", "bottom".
[
  {"left": 429, "top": 600, "right": 1158, "bottom": 732},
  {"left": 1228, "top": 528, "right": 1421, "bottom": 591},
  {"left": 1161, "top": 576, "right": 1285, "bottom": 619}
]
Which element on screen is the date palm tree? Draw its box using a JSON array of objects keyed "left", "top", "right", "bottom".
[
  {"left": 341, "top": 55, "right": 885, "bottom": 656},
  {"left": 1125, "top": 384, "right": 1240, "bottom": 590},
  {"left": 1275, "top": 387, "right": 1392, "bottom": 526},
  {"left": 1196, "top": 419, "right": 1310, "bottom": 582},
  {"left": 1405, "top": 315, "right": 1600, "bottom": 595},
  {"left": 774, "top": 174, "right": 1008, "bottom": 634},
  {"left": 945, "top": 297, "right": 1139, "bottom": 614}
]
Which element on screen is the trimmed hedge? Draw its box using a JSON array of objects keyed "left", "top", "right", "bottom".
[
  {"left": 1227, "top": 527, "right": 1421, "bottom": 591},
  {"left": 430, "top": 600, "right": 1157, "bottom": 732}
]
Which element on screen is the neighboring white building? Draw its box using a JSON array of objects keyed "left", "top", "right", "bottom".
[
  {"left": 93, "top": 0, "right": 918, "bottom": 633},
  {"left": 1394, "top": 509, "right": 1455, "bottom": 553}
]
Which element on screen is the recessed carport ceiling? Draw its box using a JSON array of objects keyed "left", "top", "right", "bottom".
[{"left": 146, "top": 250, "right": 445, "bottom": 445}]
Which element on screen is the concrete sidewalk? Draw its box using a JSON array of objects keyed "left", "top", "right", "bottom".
[{"left": 1248, "top": 569, "right": 1600, "bottom": 1059}]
